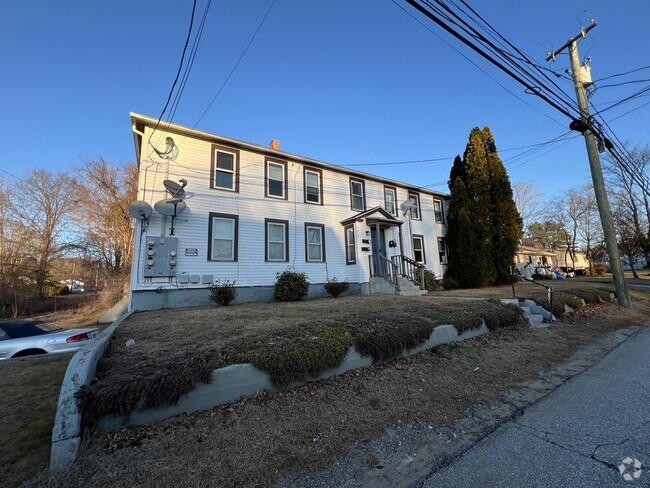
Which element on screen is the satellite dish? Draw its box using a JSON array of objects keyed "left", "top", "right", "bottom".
[
  {"left": 163, "top": 179, "right": 187, "bottom": 198},
  {"left": 400, "top": 200, "right": 415, "bottom": 216},
  {"left": 129, "top": 201, "right": 153, "bottom": 220},
  {"left": 154, "top": 198, "right": 187, "bottom": 216}
]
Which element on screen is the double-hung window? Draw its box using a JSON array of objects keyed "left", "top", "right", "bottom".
[
  {"left": 384, "top": 186, "right": 397, "bottom": 215},
  {"left": 211, "top": 145, "right": 239, "bottom": 191},
  {"left": 304, "top": 167, "right": 323, "bottom": 204},
  {"left": 265, "top": 158, "right": 287, "bottom": 199},
  {"left": 208, "top": 212, "right": 238, "bottom": 261},
  {"left": 434, "top": 199, "right": 444, "bottom": 223},
  {"left": 412, "top": 235, "right": 425, "bottom": 264},
  {"left": 438, "top": 238, "right": 448, "bottom": 264},
  {"left": 305, "top": 223, "right": 325, "bottom": 262},
  {"left": 266, "top": 219, "right": 289, "bottom": 262},
  {"left": 350, "top": 178, "right": 365, "bottom": 211},
  {"left": 409, "top": 193, "right": 421, "bottom": 220},
  {"left": 345, "top": 224, "right": 356, "bottom": 264}
]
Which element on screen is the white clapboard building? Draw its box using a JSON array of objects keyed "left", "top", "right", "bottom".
[{"left": 128, "top": 113, "right": 449, "bottom": 310}]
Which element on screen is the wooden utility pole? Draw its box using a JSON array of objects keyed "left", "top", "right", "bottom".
[{"left": 547, "top": 22, "right": 631, "bottom": 307}]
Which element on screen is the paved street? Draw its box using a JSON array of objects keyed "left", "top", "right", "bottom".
[{"left": 420, "top": 325, "right": 650, "bottom": 488}]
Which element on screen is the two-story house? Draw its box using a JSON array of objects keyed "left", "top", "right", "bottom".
[{"left": 128, "top": 113, "right": 449, "bottom": 311}]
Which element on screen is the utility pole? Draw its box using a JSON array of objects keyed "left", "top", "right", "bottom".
[{"left": 547, "top": 21, "right": 631, "bottom": 307}]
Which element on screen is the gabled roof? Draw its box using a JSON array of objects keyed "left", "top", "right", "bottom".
[
  {"left": 340, "top": 206, "right": 403, "bottom": 226},
  {"left": 130, "top": 112, "right": 450, "bottom": 199}
]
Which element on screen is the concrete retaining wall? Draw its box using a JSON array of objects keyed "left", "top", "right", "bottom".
[
  {"left": 99, "top": 321, "right": 489, "bottom": 429},
  {"left": 49, "top": 311, "right": 135, "bottom": 474},
  {"left": 130, "top": 282, "right": 363, "bottom": 311}
]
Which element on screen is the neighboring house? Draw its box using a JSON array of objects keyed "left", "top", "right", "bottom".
[
  {"left": 514, "top": 238, "right": 558, "bottom": 275},
  {"left": 128, "top": 113, "right": 449, "bottom": 311},
  {"left": 556, "top": 249, "right": 590, "bottom": 272}
]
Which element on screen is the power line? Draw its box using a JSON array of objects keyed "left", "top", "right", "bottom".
[
  {"left": 0, "top": 168, "right": 29, "bottom": 185},
  {"left": 390, "top": 0, "right": 566, "bottom": 128},
  {"left": 596, "top": 78, "right": 650, "bottom": 89},
  {"left": 149, "top": 0, "right": 198, "bottom": 141},
  {"left": 592, "top": 64, "right": 650, "bottom": 83}
]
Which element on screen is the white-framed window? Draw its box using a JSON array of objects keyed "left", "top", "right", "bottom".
[
  {"left": 211, "top": 145, "right": 239, "bottom": 191},
  {"left": 345, "top": 224, "right": 356, "bottom": 264},
  {"left": 304, "top": 167, "right": 322, "bottom": 204},
  {"left": 208, "top": 212, "right": 238, "bottom": 261},
  {"left": 413, "top": 235, "right": 425, "bottom": 263},
  {"left": 266, "top": 158, "right": 287, "bottom": 199},
  {"left": 438, "top": 238, "right": 448, "bottom": 264},
  {"left": 384, "top": 186, "right": 397, "bottom": 215},
  {"left": 266, "top": 219, "right": 288, "bottom": 262},
  {"left": 305, "top": 223, "right": 325, "bottom": 262},
  {"left": 434, "top": 199, "right": 444, "bottom": 223},
  {"left": 350, "top": 178, "right": 365, "bottom": 211},
  {"left": 409, "top": 193, "right": 421, "bottom": 220}
]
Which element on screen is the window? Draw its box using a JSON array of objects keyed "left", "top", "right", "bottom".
[
  {"left": 413, "top": 235, "right": 425, "bottom": 263},
  {"left": 345, "top": 224, "right": 356, "bottom": 264},
  {"left": 265, "top": 158, "right": 287, "bottom": 199},
  {"left": 434, "top": 199, "right": 444, "bottom": 223},
  {"left": 384, "top": 186, "right": 397, "bottom": 216},
  {"left": 350, "top": 178, "right": 365, "bottom": 211},
  {"left": 265, "top": 219, "right": 289, "bottom": 262},
  {"left": 208, "top": 212, "right": 238, "bottom": 261},
  {"left": 409, "top": 193, "right": 421, "bottom": 220},
  {"left": 438, "top": 238, "right": 448, "bottom": 264},
  {"left": 304, "top": 167, "right": 323, "bottom": 204},
  {"left": 305, "top": 223, "right": 325, "bottom": 262},
  {"left": 211, "top": 145, "right": 239, "bottom": 191}
]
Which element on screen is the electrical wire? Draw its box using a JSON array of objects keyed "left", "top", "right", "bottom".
[
  {"left": 592, "top": 65, "right": 650, "bottom": 83},
  {"left": 596, "top": 79, "right": 650, "bottom": 89},
  {"left": 149, "top": 0, "right": 198, "bottom": 142}
]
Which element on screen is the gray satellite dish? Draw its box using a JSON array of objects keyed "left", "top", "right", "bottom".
[
  {"left": 154, "top": 198, "right": 187, "bottom": 235},
  {"left": 163, "top": 179, "right": 187, "bottom": 198},
  {"left": 154, "top": 198, "right": 187, "bottom": 216},
  {"left": 129, "top": 201, "right": 153, "bottom": 220},
  {"left": 400, "top": 200, "right": 415, "bottom": 216}
]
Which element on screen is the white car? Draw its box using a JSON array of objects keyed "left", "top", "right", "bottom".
[{"left": 0, "top": 320, "right": 98, "bottom": 360}]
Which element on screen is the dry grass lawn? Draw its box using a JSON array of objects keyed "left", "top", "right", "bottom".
[
  {"left": 0, "top": 353, "right": 71, "bottom": 488},
  {"left": 37, "top": 289, "right": 650, "bottom": 488}
]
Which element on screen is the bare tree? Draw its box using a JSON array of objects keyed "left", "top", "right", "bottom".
[
  {"left": 575, "top": 184, "right": 601, "bottom": 274},
  {"left": 71, "top": 159, "right": 138, "bottom": 278},
  {"left": 513, "top": 180, "right": 545, "bottom": 229},
  {"left": 602, "top": 143, "right": 650, "bottom": 266},
  {"left": 7, "top": 169, "right": 73, "bottom": 298}
]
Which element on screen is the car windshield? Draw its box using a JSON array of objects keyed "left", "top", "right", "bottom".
[{"left": 0, "top": 321, "right": 63, "bottom": 339}]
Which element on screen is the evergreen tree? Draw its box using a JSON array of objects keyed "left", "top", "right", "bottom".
[
  {"left": 446, "top": 178, "right": 483, "bottom": 287},
  {"left": 483, "top": 127, "right": 523, "bottom": 284},
  {"left": 446, "top": 127, "right": 522, "bottom": 287}
]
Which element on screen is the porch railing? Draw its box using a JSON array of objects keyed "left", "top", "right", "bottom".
[
  {"left": 391, "top": 255, "right": 426, "bottom": 290},
  {"left": 368, "top": 253, "right": 400, "bottom": 291}
]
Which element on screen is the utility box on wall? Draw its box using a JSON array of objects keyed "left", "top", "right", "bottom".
[{"left": 143, "top": 236, "right": 179, "bottom": 277}]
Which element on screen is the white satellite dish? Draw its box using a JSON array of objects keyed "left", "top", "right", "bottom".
[
  {"left": 154, "top": 198, "right": 187, "bottom": 235},
  {"left": 128, "top": 201, "right": 153, "bottom": 220},
  {"left": 163, "top": 179, "right": 187, "bottom": 198}
]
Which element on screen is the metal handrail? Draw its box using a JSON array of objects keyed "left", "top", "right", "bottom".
[
  {"left": 511, "top": 266, "right": 554, "bottom": 321},
  {"left": 393, "top": 254, "right": 426, "bottom": 290},
  {"left": 369, "top": 253, "right": 400, "bottom": 291}
]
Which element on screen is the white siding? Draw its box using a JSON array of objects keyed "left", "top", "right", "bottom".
[{"left": 131, "top": 124, "right": 449, "bottom": 291}]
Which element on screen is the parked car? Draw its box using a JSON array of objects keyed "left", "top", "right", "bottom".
[{"left": 0, "top": 320, "right": 98, "bottom": 360}]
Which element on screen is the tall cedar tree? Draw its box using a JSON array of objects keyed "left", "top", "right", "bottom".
[
  {"left": 483, "top": 127, "right": 523, "bottom": 284},
  {"left": 446, "top": 127, "right": 521, "bottom": 287}
]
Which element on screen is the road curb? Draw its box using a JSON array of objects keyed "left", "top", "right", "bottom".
[{"left": 49, "top": 310, "right": 134, "bottom": 474}]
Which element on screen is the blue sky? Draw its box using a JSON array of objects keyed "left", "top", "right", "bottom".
[{"left": 2, "top": 0, "right": 649, "bottom": 195}]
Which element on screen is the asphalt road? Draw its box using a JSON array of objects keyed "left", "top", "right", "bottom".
[{"left": 419, "top": 325, "right": 650, "bottom": 488}]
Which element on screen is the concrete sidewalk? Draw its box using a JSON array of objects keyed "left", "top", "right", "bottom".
[{"left": 419, "top": 325, "right": 650, "bottom": 488}]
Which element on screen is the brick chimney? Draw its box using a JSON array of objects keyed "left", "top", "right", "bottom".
[{"left": 269, "top": 139, "right": 281, "bottom": 151}]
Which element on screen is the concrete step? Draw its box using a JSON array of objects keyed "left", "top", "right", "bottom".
[
  {"left": 528, "top": 314, "right": 548, "bottom": 328},
  {"left": 500, "top": 298, "right": 519, "bottom": 305},
  {"left": 519, "top": 306, "right": 532, "bottom": 315},
  {"left": 397, "top": 289, "right": 428, "bottom": 297}
]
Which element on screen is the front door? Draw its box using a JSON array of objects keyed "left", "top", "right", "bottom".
[{"left": 370, "top": 228, "right": 387, "bottom": 275}]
